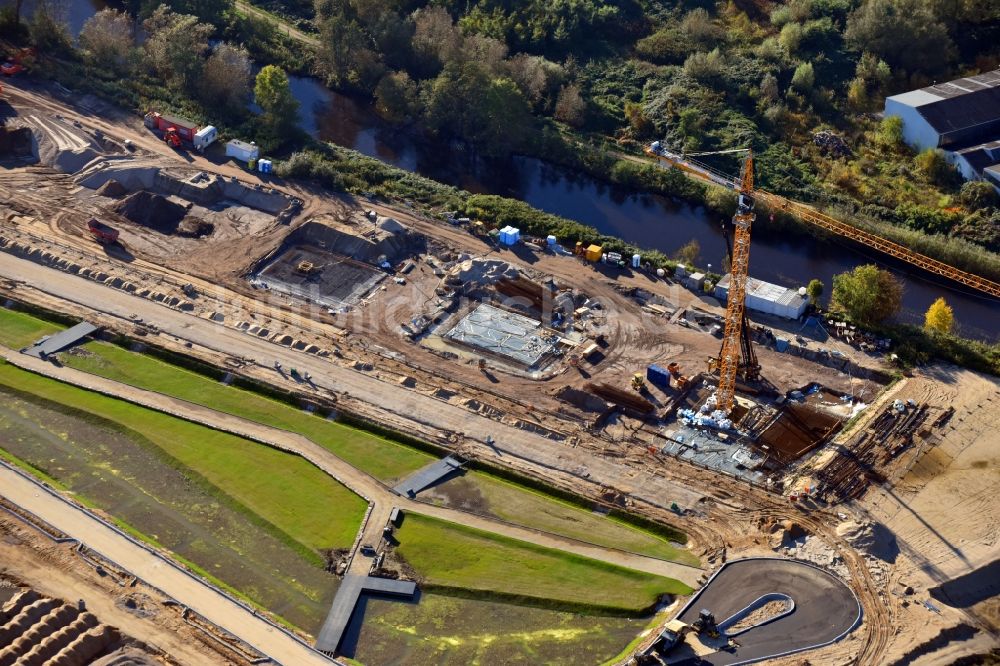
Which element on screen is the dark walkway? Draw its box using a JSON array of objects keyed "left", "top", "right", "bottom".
[
  {"left": 22, "top": 322, "right": 99, "bottom": 358},
  {"left": 314, "top": 575, "right": 417, "bottom": 655},
  {"left": 668, "top": 558, "right": 859, "bottom": 665},
  {"left": 392, "top": 455, "right": 465, "bottom": 497}
]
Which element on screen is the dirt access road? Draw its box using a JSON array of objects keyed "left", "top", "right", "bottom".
[
  {"left": 0, "top": 463, "right": 337, "bottom": 666},
  {"left": 0, "top": 345, "right": 702, "bottom": 586}
]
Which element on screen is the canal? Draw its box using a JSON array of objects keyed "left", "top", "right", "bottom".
[{"left": 46, "top": 0, "right": 1000, "bottom": 340}]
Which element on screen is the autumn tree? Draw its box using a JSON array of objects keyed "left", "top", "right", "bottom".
[
  {"left": 143, "top": 6, "right": 212, "bottom": 89},
  {"left": 554, "top": 83, "right": 586, "bottom": 128},
  {"left": 201, "top": 43, "right": 252, "bottom": 112},
  {"left": 79, "top": 8, "right": 134, "bottom": 71},
  {"left": 254, "top": 65, "right": 299, "bottom": 136},
  {"left": 374, "top": 71, "right": 419, "bottom": 123},
  {"left": 832, "top": 264, "right": 903, "bottom": 326},
  {"left": 924, "top": 297, "right": 954, "bottom": 334}
]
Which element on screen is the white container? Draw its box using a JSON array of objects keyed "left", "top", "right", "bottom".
[
  {"left": 193, "top": 125, "right": 217, "bottom": 151},
  {"left": 225, "top": 139, "right": 259, "bottom": 163},
  {"left": 632, "top": 253, "right": 641, "bottom": 268}
]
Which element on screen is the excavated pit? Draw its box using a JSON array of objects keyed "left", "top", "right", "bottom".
[
  {"left": 112, "top": 191, "right": 191, "bottom": 234},
  {"left": 252, "top": 220, "right": 425, "bottom": 308},
  {"left": 0, "top": 125, "right": 34, "bottom": 159}
]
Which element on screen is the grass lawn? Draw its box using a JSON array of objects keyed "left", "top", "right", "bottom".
[
  {"left": 60, "top": 342, "right": 433, "bottom": 482},
  {"left": 394, "top": 514, "right": 692, "bottom": 612},
  {"left": 428, "top": 472, "right": 698, "bottom": 565},
  {"left": 0, "top": 360, "right": 366, "bottom": 553},
  {"left": 0, "top": 308, "right": 61, "bottom": 349}
]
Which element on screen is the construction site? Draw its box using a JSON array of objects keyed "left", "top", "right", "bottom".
[{"left": 1, "top": 75, "right": 999, "bottom": 666}]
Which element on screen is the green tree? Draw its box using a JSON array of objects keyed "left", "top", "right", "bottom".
[
  {"left": 27, "top": 0, "right": 71, "bottom": 52},
  {"left": 924, "top": 297, "right": 954, "bottom": 334},
  {"left": 914, "top": 149, "right": 960, "bottom": 187},
  {"left": 806, "top": 278, "right": 824, "bottom": 306},
  {"left": 832, "top": 264, "right": 903, "bottom": 326},
  {"left": 876, "top": 116, "right": 903, "bottom": 149},
  {"left": 845, "top": 0, "right": 955, "bottom": 72},
  {"left": 254, "top": 65, "right": 299, "bottom": 135},
  {"left": 137, "top": 0, "right": 231, "bottom": 23},
  {"left": 958, "top": 181, "right": 1000, "bottom": 210},
  {"left": 79, "top": 8, "right": 134, "bottom": 71},
  {"left": 143, "top": 6, "right": 213, "bottom": 89},
  {"left": 374, "top": 71, "right": 419, "bottom": 123},
  {"left": 790, "top": 62, "right": 815, "bottom": 93}
]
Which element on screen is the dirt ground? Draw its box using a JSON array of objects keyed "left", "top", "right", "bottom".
[
  {"left": 0, "top": 514, "right": 239, "bottom": 666},
  {"left": 1, "top": 77, "right": 997, "bottom": 666}
]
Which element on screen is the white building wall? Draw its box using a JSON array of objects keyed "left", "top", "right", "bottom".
[{"left": 884, "top": 98, "right": 941, "bottom": 152}]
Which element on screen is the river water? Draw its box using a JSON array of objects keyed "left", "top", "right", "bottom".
[{"left": 52, "top": 0, "right": 1000, "bottom": 340}]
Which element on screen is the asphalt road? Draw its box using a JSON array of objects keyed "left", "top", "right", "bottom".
[
  {"left": 0, "top": 463, "right": 337, "bottom": 666},
  {"left": 675, "top": 558, "right": 860, "bottom": 665}
]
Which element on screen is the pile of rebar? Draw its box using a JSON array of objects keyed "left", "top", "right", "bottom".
[{"left": 816, "top": 402, "right": 932, "bottom": 502}]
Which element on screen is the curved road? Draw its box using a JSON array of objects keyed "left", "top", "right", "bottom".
[{"left": 674, "top": 558, "right": 859, "bottom": 665}]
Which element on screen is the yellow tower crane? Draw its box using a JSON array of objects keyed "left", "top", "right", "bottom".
[{"left": 715, "top": 150, "right": 758, "bottom": 414}]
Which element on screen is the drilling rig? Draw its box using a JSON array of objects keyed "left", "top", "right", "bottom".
[{"left": 713, "top": 151, "right": 761, "bottom": 414}]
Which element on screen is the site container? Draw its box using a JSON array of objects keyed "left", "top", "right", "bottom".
[
  {"left": 156, "top": 113, "right": 198, "bottom": 141},
  {"left": 193, "top": 125, "right": 217, "bottom": 151},
  {"left": 226, "top": 139, "right": 259, "bottom": 163},
  {"left": 646, "top": 364, "right": 671, "bottom": 388},
  {"left": 585, "top": 244, "right": 603, "bottom": 262}
]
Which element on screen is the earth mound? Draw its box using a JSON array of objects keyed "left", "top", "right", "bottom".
[{"left": 112, "top": 191, "right": 191, "bottom": 234}]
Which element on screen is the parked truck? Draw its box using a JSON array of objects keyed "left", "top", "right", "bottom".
[
  {"left": 144, "top": 112, "right": 217, "bottom": 152},
  {"left": 87, "top": 218, "right": 119, "bottom": 245}
]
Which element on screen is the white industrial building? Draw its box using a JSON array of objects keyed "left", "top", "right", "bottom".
[
  {"left": 715, "top": 274, "right": 808, "bottom": 320},
  {"left": 884, "top": 70, "right": 1000, "bottom": 191}
]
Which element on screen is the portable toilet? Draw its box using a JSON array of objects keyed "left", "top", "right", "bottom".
[
  {"left": 632, "top": 253, "right": 641, "bottom": 268},
  {"left": 585, "top": 244, "right": 603, "bottom": 262},
  {"left": 499, "top": 225, "right": 520, "bottom": 246},
  {"left": 546, "top": 235, "right": 557, "bottom": 246}
]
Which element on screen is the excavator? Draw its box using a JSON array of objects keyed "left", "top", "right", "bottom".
[{"left": 162, "top": 127, "right": 182, "bottom": 148}]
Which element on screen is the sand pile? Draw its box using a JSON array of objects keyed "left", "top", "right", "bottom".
[
  {"left": 449, "top": 259, "right": 520, "bottom": 286},
  {"left": 96, "top": 179, "right": 128, "bottom": 198},
  {"left": 112, "top": 191, "right": 191, "bottom": 234},
  {"left": 837, "top": 520, "right": 898, "bottom": 562},
  {"left": 177, "top": 217, "right": 214, "bottom": 238}
]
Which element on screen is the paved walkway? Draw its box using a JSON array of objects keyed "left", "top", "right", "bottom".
[
  {"left": 314, "top": 575, "right": 416, "bottom": 654},
  {"left": 0, "top": 347, "right": 703, "bottom": 585},
  {"left": 0, "top": 463, "right": 337, "bottom": 666}
]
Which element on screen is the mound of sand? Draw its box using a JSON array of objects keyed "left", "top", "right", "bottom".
[
  {"left": 112, "top": 191, "right": 191, "bottom": 234},
  {"left": 96, "top": 179, "right": 128, "bottom": 198},
  {"left": 837, "top": 519, "right": 898, "bottom": 562},
  {"left": 53, "top": 147, "right": 100, "bottom": 173},
  {"left": 449, "top": 259, "right": 520, "bottom": 286}
]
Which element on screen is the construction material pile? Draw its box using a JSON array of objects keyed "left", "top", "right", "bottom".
[{"left": 0, "top": 124, "right": 33, "bottom": 158}]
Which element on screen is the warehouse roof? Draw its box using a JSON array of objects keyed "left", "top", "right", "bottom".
[{"left": 887, "top": 70, "right": 1000, "bottom": 137}]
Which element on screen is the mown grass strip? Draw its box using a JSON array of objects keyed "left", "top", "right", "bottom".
[
  {"left": 0, "top": 360, "right": 366, "bottom": 554},
  {"left": 394, "top": 514, "right": 692, "bottom": 613}
]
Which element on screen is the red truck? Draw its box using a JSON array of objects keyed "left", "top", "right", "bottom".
[
  {"left": 144, "top": 112, "right": 217, "bottom": 151},
  {"left": 87, "top": 218, "right": 119, "bottom": 244}
]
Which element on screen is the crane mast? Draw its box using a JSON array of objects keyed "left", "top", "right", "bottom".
[{"left": 715, "top": 152, "right": 757, "bottom": 414}]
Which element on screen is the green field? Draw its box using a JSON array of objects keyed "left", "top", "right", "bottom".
[
  {"left": 0, "top": 308, "right": 61, "bottom": 349},
  {"left": 0, "top": 360, "right": 366, "bottom": 554},
  {"left": 393, "top": 514, "right": 692, "bottom": 612},
  {"left": 0, "top": 306, "right": 694, "bottom": 564},
  {"left": 422, "top": 473, "right": 698, "bottom": 565},
  {"left": 350, "top": 592, "right": 648, "bottom": 665}
]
